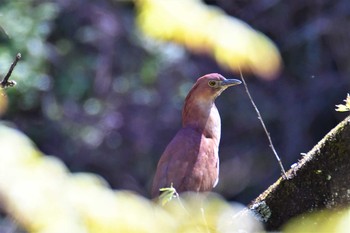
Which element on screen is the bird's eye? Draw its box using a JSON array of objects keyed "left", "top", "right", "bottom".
[{"left": 208, "top": 80, "right": 217, "bottom": 87}]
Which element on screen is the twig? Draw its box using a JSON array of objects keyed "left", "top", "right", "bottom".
[
  {"left": 0, "top": 53, "right": 21, "bottom": 88},
  {"left": 0, "top": 25, "right": 10, "bottom": 39},
  {"left": 238, "top": 68, "right": 288, "bottom": 179}
]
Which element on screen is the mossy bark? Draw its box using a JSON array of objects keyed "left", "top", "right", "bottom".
[{"left": 248, "top": 115, "right": 350, "bottom": 230}]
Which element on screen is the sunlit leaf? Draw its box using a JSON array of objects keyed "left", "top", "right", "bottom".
[
  {"left": 136, "top": 0, "right": 282, "bottom": 79},
  {"left": 283, "top": 208, "right": 350, "bottom": 233},
  {"left": 0, "top": 123, "right": 262, "bottom": 232},
  {"left": 335, "top": 94, "right": 350, "bottom": 112},
  {"left": 0, "top": 89, "right": 8, "bottom": 116},
  {"left": 162, "top": 192, "right": 263, "bottom": 233},
  {"left": 335, "top": 104, "right": 350, "bottom": 112},
  {"left": 158, "top": 183, "right": 177, "bottom": 206}
]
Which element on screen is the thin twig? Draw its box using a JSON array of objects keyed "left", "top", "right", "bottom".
[
  {"left": 0, "top": 25, "right": 10, "bottom": 39},
  {"left": 0, "top": 53, "right": 21, "bottom": 88},
  {"left": 238, "top": 68, "right": 288, "bottom": 179}
]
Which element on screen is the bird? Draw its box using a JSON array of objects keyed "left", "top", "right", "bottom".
[{"left": 151, "top": 73, "right": 241, "bottom": 198}]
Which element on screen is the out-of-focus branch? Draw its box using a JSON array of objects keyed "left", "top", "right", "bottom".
[{"left": 0, "top": 53, "right": 21, "bottom": 88}]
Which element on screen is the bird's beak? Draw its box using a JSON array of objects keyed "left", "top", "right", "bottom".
[{"left": 220, "top": 79, "right": 242, "bottom": 87}]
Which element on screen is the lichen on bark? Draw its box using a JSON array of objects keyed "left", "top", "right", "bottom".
[{"left": 249, "top": 115, "right": 350, "bottom": 230}]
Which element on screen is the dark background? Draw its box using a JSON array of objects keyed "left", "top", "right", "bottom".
[{"left": 0, "top": 0, "right": 349, "bottom": 204}]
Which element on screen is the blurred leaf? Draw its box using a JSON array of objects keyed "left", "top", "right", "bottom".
[
  {"left": 0, "top": 89, "right": 8, "bottom": 116},
  {"left": 136, "top": 0, "right": 282, "bottom": 79},
  {"left": 335, "top": 94, "right": 350, "bottom": 112},
  {"left": 0, "top": 123, "right": 262, "bottom": 233},
  {"left": 162, "top": 192, "right": 263, "bottom": 233},
  {"left": 283, "top": 208, "right": 350, "bottom": 233}
]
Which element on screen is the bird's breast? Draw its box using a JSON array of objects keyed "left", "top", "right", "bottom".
[
  {"left": 193, "top": 135, "right": 220, "bottom": 190},
  {"left": 202, "top": 105, "right": 221, "bottom": 143}
]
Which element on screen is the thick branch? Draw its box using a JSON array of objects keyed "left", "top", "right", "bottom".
[{"left": 248, "top": 115, "right": 350, "bottom": 230}]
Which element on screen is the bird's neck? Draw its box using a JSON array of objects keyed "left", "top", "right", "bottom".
[{"left": 182, "top": 98, "right": 221, "bottom": 143}]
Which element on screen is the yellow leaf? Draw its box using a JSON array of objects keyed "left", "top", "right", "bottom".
[
  {"left": 283, "top": 208, "right": 350, "bottom": 233},
  {"left": 136, "top": 0, "right": 282, "bottom": 79},
  {"left": 335, "top": 94, "right": 350, "bottom": 112},
  {"left": 0, "top": 123, "right": 262, "bottom": 233},
  {"left": 0, "top": 89, "right": 8, "bottom": 116},
  {"left": 335, "top": 104, "right": 350, "bottom": 112},
  {"left": 345, "top": 93, "right": 350, "bottom": 108}
]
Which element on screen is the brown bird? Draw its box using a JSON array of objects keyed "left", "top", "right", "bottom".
[{"left": 151, "top": 73, "right": 241, "bottom": 198}]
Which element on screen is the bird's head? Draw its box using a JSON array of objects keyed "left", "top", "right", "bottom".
[
  {"left": 182, "top": 73, "right": 241, "bottom": 134},
  {"left": 191, "top": 73, "right": 241, "bottom": 100}
]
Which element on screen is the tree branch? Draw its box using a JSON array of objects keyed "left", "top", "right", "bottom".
[
  {"left": 0, "top": 53, "right": 21, "bottom": 88},
  {"left": 248, "top": 115, "right": 350, "bottom": 230}
]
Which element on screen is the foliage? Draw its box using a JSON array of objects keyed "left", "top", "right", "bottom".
[
  {"left": 158, "top": 183, "right": 178, "bottom": 206},
  {"left": 335, "top": 94, "right": 350, "bottom": 112},
  {"left": 135, "top": 0, "right": 282, "bottom": 80},
  {"left": 0, "top": 0, "right": 349, "bottom": 217},
  {"left": 0, "top": 123, "right": 262, "bottom": 233},
  {"left": 283, "top": 208, "right": 350, "bottom": 233},
  {"left": 0, "top": 0, "right": 59, "bottom": 110},
  {"left": 0, "top": 89, "right": 8, "bottom": 116}
]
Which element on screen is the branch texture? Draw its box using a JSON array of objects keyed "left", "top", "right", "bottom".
[{"left": 249, "top": 115, "right": 350, "bottom": 230}]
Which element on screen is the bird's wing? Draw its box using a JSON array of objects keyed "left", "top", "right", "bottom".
[
  {"left": 151, "top": 127, "right": 218, "bottom": 197},
  {"left": 151, "top": 128, "right": 199, "bottom": 197}
]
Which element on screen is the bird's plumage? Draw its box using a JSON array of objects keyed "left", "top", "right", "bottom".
[{"left": 151, "top": 73, "right": 241, "bottom": 198}]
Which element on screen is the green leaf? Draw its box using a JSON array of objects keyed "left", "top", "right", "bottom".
[{"left": 158, "top": 183, "right": 178, "bottom": 206}]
